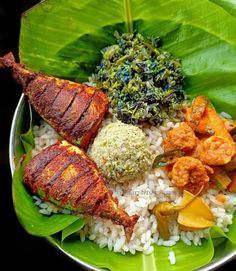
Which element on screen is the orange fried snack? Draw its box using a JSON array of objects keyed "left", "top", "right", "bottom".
[
  {"left": 171, "top": 157, "right": 209, "bottom": 194},
  {"left": 195, "top": 136, "right": 234, "bottom": 166}
]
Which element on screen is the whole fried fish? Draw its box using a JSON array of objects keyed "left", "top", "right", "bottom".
[
  {"left": 23, "top": 140, "right": 139, "bottom": 240},
  {"left": 0, "top": 52, "right": 108, "bottom": 149}
]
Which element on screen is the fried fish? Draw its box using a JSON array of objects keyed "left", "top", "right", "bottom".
[
  {"left": 0, "top": 52, "right": 108, "bottom": 149},
  {"left": 23, "top": 140, "right": 139, "bottom": 240}
]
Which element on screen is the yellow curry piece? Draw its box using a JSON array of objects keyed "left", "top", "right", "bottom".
[{"left": 152, "top": 190, "right": 215, "bottom": 239}]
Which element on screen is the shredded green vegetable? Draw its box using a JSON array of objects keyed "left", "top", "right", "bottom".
[{"left": 90, "top": 32, "right": 186, "bottom": 125}]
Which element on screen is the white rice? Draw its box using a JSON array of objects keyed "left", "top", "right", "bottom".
[
  {"left": 168, "top": 251, "right": 176, "bottom": 265},
  {"left": 220, "top": 111, "right": 232, "bottom": 120},
  {"left": 31, "top": 118, "right": 236, "bottom": 257},
  {"left": 32, "top": 121, "right": 59, "bottom": 157},
  {"left": 32, "top": 195, "right": 71, "bottom": 216}
]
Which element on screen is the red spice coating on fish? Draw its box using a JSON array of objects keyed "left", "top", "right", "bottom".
[
  {"left": 0, "top": 52, "right": 108, "bottom": 149},
  {"left": 23, "top": 141, "right": 139, "bottom": 240}
]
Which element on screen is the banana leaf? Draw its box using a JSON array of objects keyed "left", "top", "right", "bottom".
[
  {"left": 210, "top": 0, "right": 236, "bottom": 17},
  {"left": 12, "top": 0, "right": 236, "bottom": 270},
  {"left": 61, "top": 219, "right": 85, "bottom": 242}
]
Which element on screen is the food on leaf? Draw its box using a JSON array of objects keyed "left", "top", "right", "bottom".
[
  {"left": 171, "top": 157, "right": 209, "bottom": 194},
  {"left": 163, "top": 122, "right": 198, "bottom": 153},
  {"left": 0, "top": 52, "right": 108, "bottom": 149},
  {"left": 5, "top": 0, "right": 236, "bottom": 265},
  {"left": 90, "top": 32, "right": 186, "bottom": 125},
  {"left": 23, "top": 140, "right": 139, "bottom": 240},
  {"left": 161, "top": 96, "right": 236, "bottom": 195},
  {"left": 152, "top": 190, "right": 214, "bottom": 238},
  {"left": 89, "top": 122, "right": 152, "bottom": 183}
]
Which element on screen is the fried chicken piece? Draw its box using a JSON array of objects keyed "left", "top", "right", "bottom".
[
  {"left": 23, "top": 141, "right": 139, "bottom": 240},
  {"left": 0, "top": 52, "right": 108, "bottom": 149}
]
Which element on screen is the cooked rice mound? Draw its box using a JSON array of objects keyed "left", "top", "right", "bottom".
[{"left": 32, "top": 117, "right": 236, "bottom": 255}]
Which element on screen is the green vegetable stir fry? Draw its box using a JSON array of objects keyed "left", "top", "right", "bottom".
[{"left": 90, "top": 32, "right": 186, "bottom": 125}]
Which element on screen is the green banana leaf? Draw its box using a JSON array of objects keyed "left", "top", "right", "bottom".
[
  {"left": 12, "top": 0, "right": 236, "bottom": 270},
  {"left": 61, "top": 219, "right": 85, "bottom": 242},
  {"left": 20, "top": 0, "right": 236, "bottom": 118},
  {"left": 20, "top": 104, "right": 34, "bottom": 154},
  {"left": 210, "top": 0, "right": 236, "bottom": 17},
  {"left": 56, "top": 238, "right": 214, "bottom": 271}
]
